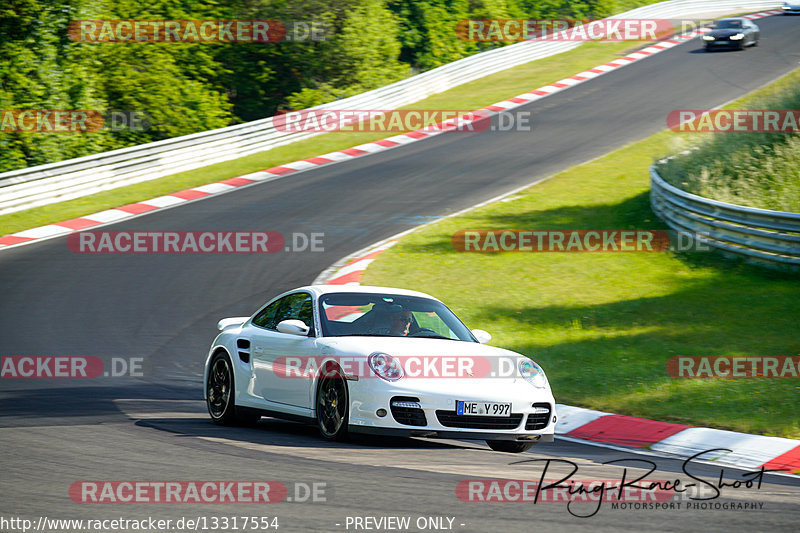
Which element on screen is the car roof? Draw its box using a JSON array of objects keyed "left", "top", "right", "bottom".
[{"left": 300, "top": 284, "right": 440, "bottom": 301}]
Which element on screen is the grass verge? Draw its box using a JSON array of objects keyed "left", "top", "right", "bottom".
[
  {"left": 1, "top": 40, "right": 646, "bottom": 236},
  {"left": 657, "top": 68, "right": 800, "bottom": 211},
  {"left": 361, "top": 84, "right": 800, "bottom": 440}
]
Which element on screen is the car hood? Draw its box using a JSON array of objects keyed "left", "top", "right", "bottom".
[
  {"left": 709, "top": 28, "right": 745, "bottom": 37},
  {"left": 316, "top": 335, "right": 530, "bottom": 360},
  {"left": 315, "top": 336, "right": 551, "bottom": 391}
]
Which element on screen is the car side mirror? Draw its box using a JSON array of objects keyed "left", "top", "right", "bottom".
[
  {"left": 471, "top": 329, "right": 492, "bottom": 344},
  {"left": 276, "top": 319, "right": 311, "bottom": 336}
]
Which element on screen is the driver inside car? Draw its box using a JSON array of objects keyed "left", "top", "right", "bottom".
[
  {"left": 388, "top": 308, "right": 413, "bottom": 336},
  {"left": 368, "top": 304, "right": 414, "bottom": 336}
]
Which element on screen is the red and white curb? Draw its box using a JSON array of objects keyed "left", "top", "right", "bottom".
[
  {"left": 317, "top": 245, "right": 800, "bottom": 476},
  {"left": 556, "top": 405, "right": 800, "bottom": 475},
  {"left": 0, "top": 9, "right": 782, "bottom": 251},
  {"left": 322, "top": 240, "right": 400, "bottom": 285}
]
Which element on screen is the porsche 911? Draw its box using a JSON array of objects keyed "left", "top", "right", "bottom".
[{"left": 204, "top": 285, "right": 556, "bottom": 452}]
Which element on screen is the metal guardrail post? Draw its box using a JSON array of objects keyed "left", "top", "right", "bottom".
[
  {"left": 0, "top": 1, "right": 784, "bottom": 215},
  {"left": 650, "top": 164, "right": 800, "bottom": 269}
]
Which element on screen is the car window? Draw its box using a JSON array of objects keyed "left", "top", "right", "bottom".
[
  {"left": 318, "top": 292, "right": 475, "bottom": 341},
  {"left": 277, "top": 292, "right": 314, "bottom": 329},
  {"left": 252, "top": 292, "right": 313, "bottom": 331},
  {"left": 252, "top": 298, "right": 283, "bottom": 329}
]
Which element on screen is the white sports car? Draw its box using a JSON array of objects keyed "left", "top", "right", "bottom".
[{"left": 204, "top": 285, "right": 556, "bottom": 452}]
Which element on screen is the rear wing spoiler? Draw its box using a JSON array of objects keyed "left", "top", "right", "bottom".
[{"left": 217, "top": 317, "right": 249, "bottom": 331}]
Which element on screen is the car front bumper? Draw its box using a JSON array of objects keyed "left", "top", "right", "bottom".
[
  {"left": 347, "top": 376, "right": 557, "bottom": 442},
  {"left": 705, "top": 39, "right": 744, "bottom": 47},
  {"left": 349, "top": 425, "right": 555, "bottom": 442}
]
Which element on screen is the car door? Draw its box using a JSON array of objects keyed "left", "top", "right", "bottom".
[
  {"left": 249, "top": 292, "right": 318, "bottom": 410},
  {"left": 747, "top": 21, "right": 758, "bottom": 43}
]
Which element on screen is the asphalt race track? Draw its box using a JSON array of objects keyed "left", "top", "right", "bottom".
[{"left": 2, "top": 14, "right": 800, "bottom": 532}]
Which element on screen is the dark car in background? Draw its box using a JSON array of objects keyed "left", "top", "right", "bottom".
[
  {"left": 782, "top": 2, "right": 800, "bottom": 14},
  {"left": 702, "top": 18, "right": 760, "bottom": 50}
]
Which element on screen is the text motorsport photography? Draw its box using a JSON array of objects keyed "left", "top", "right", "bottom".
[{"left": 457, "top": 451, "right": 781, "bottom": 518}]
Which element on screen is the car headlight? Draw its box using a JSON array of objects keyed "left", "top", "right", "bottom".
[
  {"left": 730, "top": 33, "right": 745, "bottom": 40},
  {"left": 368, "top": 352, "right": 404, "bottom": 381},
  {"left": 518, "top": 359, "right": 547, "bottom": 388},
  {"left": 702, "top": 35, "right": 715, "bottom": 41}
]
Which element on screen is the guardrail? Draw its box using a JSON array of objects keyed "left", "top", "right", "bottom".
[
  {"left": 0, "top": 0, "right": 783, "bottom": 216},
  {"left": 650, "top": 164, "right": 800, "bottom": 268},
  {"left": 0, "top": 41, "right": 581, "bottom": 216}
]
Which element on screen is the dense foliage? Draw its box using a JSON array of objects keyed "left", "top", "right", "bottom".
[{"left": 0, "top": 0, "right": 661, "bottom": 171}]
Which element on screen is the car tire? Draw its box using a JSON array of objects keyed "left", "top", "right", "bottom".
[
  {"left": 486, "top": 440, "right": 535, "bottom": 453},
  {"left": 206, "top": 351, "right": 261, "bottom": 426},
  {"left": 316, "top": 363, "right": 349, "bottom": 441}
]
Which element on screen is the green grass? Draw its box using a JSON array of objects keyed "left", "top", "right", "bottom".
[
  {"left": 361, "top": 125, "right": 800, "bottom": 439},
  {"left": 0, "top": 40, "right": 644, "bottom": 236},
  {"left": 657, "top": 68, "right": 800, "bottom": 211}
]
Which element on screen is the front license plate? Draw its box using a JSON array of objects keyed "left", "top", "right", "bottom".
[{"left": 456, "top": 401, "right": 511, "bottom": 417}]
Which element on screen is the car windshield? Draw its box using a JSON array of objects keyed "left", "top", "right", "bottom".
[
  {"left": 318, "top": 292, "right": 476, "bottom": 341},
  {"left": 716, "top": 20, "right": 743, "bottom": 29}
]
